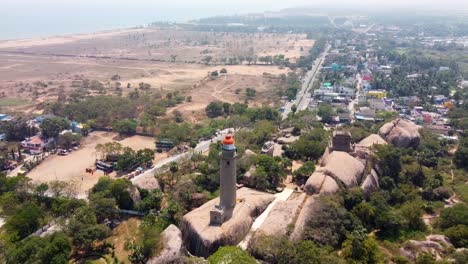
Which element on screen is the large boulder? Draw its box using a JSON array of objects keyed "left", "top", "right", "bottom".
[
  {"left": 131, "top": 174, "right": 160, "bottom": 191},
  {"left": 321, "top": 151, "right": 365, "bottom": 187},
  {"left": 305, "top": 151, "right": 365, "bottom": 195},
  {"left": 357, "top": 134, "right": 387, "bottom": 148},
  {"left": 256, "top": 193, "right": 307, "bottom": 236},
  {"left": 361, "top": 170, "right": 380, "bottom": 194},
  {"left": 147, "top": 225, "right": 183, "bottom": 264},
  {"left": 290, "top": 196, "right": 317, "bottom": 242},
  {"left": 400, "top": 235, "right": 453, "bottom": 261},
  {"left": 304, "top": 170, "right": 341, "bottom": 195},
  {"left": 180, "top": 188, "right": 274, "bottom": 257},
  {"left": 379, "top": 119, "right": 420, "bottom": 148},
  {"left": 128, "top": 186, "right": 141, "bottom": 204}
]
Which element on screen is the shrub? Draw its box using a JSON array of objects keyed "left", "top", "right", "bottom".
[
  {"left": 208, "top": 246, "right": 256, "bottom": 264},
  {"left": 444, "top": 225, "right": 468, "bottom": 248}
]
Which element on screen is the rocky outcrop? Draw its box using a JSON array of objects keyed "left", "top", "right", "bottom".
[
  {"left": 147, "top": 225, "right": 183, "bottom": 264},
  {"left": 379, "top": 119, "right": 420, "bottom": 148},
  {"left": 290, "top": 196, "right": 317, "bottom": 242},
  {"left": 180, "top": 188, "right": 274, "bottom": 257},
  {"left": 361, "top": 170, "right": 379, "bottom": 194},
  {"left": 305, "top": 151, "right": 365, "bottom": 195},
  {"left": 400, "top": 235, "right": 453, "bottom": 261},
  {"left": 128, "top": 186, "right": 141, "bottom": 204},
  {"left": 357, "top": 134, "right": 387, "bottom": 148},
  {"left": 256, "top": 193, "right": 307, "bottom": 236},
  {"left": 131, "top": 174, "right": 160, "bottom": 191},
  {"left": 304, "top": 171, "right": 341, "bottom": 195}
]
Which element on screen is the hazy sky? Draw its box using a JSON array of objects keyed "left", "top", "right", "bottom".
[{"left": 1, "top": 0, "right": 467, "bottom": 39}]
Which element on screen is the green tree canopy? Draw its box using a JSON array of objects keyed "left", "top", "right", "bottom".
[
  {"left": 40, "top": 117, "right": 70, "bottom": 138},
  {"left": 209, "top": 246, "right": 256, "bottom": 264}
]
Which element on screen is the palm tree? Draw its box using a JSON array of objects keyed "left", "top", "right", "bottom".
[{"left": 169, "top": 161, "right": 179, "bottom": 187}]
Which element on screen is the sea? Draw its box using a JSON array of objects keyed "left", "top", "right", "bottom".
[{"left": 0, "top": 7, "right": 232, "bottom": 41}]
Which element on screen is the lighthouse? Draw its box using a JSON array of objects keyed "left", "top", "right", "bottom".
[{"left": 210, "top": 134, "right": 237, "bottom": 225}]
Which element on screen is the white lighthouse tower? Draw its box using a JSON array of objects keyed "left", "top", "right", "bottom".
[{"left": 210, "top": 134, "right": 237, "bottom": 225}]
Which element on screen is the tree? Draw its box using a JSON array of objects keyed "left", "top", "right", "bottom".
[
  {"left": 57, "top": 132, "right": 82, "bottom": 149},
  {"left": 40, "top": 117, "right": 70, "bottom": 138},
  {"left": 5, "top": 202, "right": 44, "bottom": 241},
  {"left": 373, "top": 144, "right": 402, "bottom": 183},
  {"left": 246, "top": 88, "right": 256, "bottom": 98},
  {"left": 135, "top": 189, "right": 163, "bottom": 213},
  {"left": 90, "top": 197, "right": 117, "bottom": 223},
  {"left": 170, "top": 161, "right": 179, "bottom": 187},
  {"left": 293, "top": 161, "right": 315, "bottom": 184},
  {"left": 211, "top": 71, "right": 219, "bottom": 77},
  {"left": 439, "top": 204, "right": 468, "bottom": 229},
  {"left": 342, "top": 229, "right": 383, "bottom": 264},
  {"left": 67, "top": 207, "right": 109, "bottom": 253},
  {"left": 220, "top": 68, "right": 228, "bottom": 74},
  {"left": 318, "top": 103, "right": 335, "bottom": 124},
  {"left": 209, "top": 246, "right": 256, "bottom": 264},
  {"left": 291, "top": 104, "right": 298, "bottom": 115},
  {"left": 0, "top": 118, "right": 38, "bottom": 141},
  {"left": 138, "top": 82, "right": 151, "bottom": 90},
  {"left": 205, "top": 101, "right": 224, "bottom": 118},
  {"left": 113, "top": 119, "right": 137, "bottom": 136},
  {"left": 173, "top": 110, "right": 184, "bottom": 123},
  {"left": 6, "top": 232, "right": 72, "bottom": 264},
  {"left": 304, "top": 199, "right": 360, "bottom": 247},
  {"left": 285, "top": 135, "right": 327, "bottom": 161},
  {"left": 454, "top": 136, "right": 468, "bottom": 169},
  {"left": 445, "top": 225, "right": 468, "bottom": 248},
  {"left": 252, "top": 155, "right": 286, "bottom": 190},
  {"left": 91, "top": 177, "right": 134, "bottom": 210},
  {"left": 136, "top": 148, "right": 155, "bottom": 166}
]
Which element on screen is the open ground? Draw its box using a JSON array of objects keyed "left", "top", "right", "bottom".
[
  {"left": 26, "top": 131, "right": 161, "bottom": 198},
  {"left": 0, "top": 28, "right": 313, "bottom": 117}
]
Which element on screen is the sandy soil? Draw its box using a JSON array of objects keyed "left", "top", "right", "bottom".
[
  {"left": 0, "top": 28, "right": 312, "bottom": 63},
  {"left": 26, "top": 131, "right": 157, "bottom": 197},
  {"left": 0, "top": 28, "right": 310, "bottom": 118}
]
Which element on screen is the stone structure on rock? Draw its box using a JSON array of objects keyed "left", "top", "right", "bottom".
[
  {"left": 330, "top": 130, "right": 353, "bottom": 153},
  {"left": 210, "top": 134, "right": 237, "bottom": 226},
  {"left": 180, "top": 188, "right": 274, "bottom": 257}
]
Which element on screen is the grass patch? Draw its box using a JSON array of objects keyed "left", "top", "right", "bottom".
[
  {"left": 0, "top": 98, "right": 30, "bottom": 107},
  {"left": 103, "top": 217, "right": 142, "bottom": 263}
]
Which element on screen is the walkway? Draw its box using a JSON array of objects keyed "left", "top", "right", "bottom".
[{"left": 238, "top": 188, "right": 294, "bottom": 249}]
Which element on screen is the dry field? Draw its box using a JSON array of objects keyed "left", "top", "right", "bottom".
[
  {"left": 0, "top": 28, "right": 314, "bottom": 62},
  {"left": 0, "top": 28, "right": 312, "bottom": 117},
  {"left": 26, "top": 131, "right": 162, "bottom": 198}
]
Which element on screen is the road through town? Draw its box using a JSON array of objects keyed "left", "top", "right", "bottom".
[{"left": 281, "top": 44, "right": 330, "bottom": 119}]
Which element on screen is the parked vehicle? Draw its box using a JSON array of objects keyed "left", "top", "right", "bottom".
[{"left": 58, "top": 149, "right": 69, "bottom": 156}]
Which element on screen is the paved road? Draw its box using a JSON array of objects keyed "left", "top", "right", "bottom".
[
  {"left": 131, "top": 128, "right": 233, "bottom": 183},
  {"left": 348, "top": 73, "right": 362, "bottom": 123},
  {"left": 281, "top": 44, "right": 330, "bottom": 120}
]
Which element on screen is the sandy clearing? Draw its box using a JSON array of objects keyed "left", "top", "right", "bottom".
[{"left": 26, "top": 131, "right": 156, "bottom": 197}]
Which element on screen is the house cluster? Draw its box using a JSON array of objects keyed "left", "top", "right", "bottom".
[
  {"left": 2, "top": 114, "right": 85, "bottom": 155},
  {"left": 305, "top": 32, "right": 461, "bottom": 140}
]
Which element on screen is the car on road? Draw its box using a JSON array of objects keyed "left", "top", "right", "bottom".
[{"left": 58, "top": 149, "right": 69, "bottom": 156}]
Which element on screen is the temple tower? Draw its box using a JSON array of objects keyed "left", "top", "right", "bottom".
[{"left": 210, "top": 134, "right": 237, "bottom": 225}]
